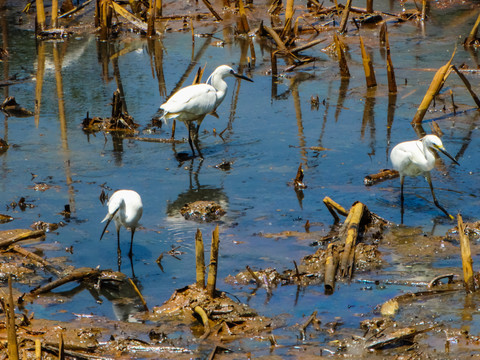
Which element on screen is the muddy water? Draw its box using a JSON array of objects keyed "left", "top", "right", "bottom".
[{"left": 1, "top": 0, "right": 480, "bottom": 356}]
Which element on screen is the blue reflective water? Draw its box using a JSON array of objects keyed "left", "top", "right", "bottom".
[{"left": 2, "top": 1, "right": 480, "bottom": 354}]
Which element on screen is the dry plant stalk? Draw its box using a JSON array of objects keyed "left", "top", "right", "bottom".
[
  {"left": 457, "top": 214, "right": 475, "bottom": 293},
  {"left": 156, "top": 0, "right": 162, "bottom": 16},
  {"left": 59, "top": 331, "right": 65, "bottom": 360},
  {"left": 207, "top": 225, "right": 220, "bottom": 297},
  {"left": 7, "top": 275, "right": 19, "bottom": 360},
  {"left": 201, "top": 0, "right": 222, "bottom": 21},
  {"left": 324, "top": 243, "right": 337, "bottom": 293},
  {"left": 334, "top": 34, "right": 350, "bottom": 77},
  {"left": 238, "top": 0, "right": 250, "bottom": 34},
  {"left": 385, "top": 29, "right": 397, "bottom": 94},
  {"left": 359, "top": 36, "right": 377, "bottom": 88},
  {"left": 195, "top": 228, "right": 205, "bottom": 288},
  {"left": 411, "top": 50, "right": 455, "bottom": 124},
  {"left": 323, "top": 196, "right": 348, "bottom": 223},
  {"left": 366, "top": 0, "right": 373, "bottom": 13},
  {"left": 451, "top": 65, "right": 480, "bottom": 108},
  {"left": 464, "top": 13, "right": 480, "bottom": 45},
  {"left": 36, "top": 0, "right": 46, "bottom": 33},
  {"left": 339, "top": 0, "right": 352, "bottom": 33},
  {"left": 51, "top": 0, "right": 59, "bottom": 28},
  {"left": 339, "top": 202, "right": 364, "bottom": 279},
  {"left": 263, "top": 25, "right": 288, "bottom": 52},
  {"left": 284, "top": 0, "right": 295, "bottom": 36},
  {"left": 147, "top": 0, "right": 156, "bottom": 37}
]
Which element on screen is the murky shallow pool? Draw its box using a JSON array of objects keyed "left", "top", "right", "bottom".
[{"left": 2, "top": 0, "right": 480, "bottom": 356}]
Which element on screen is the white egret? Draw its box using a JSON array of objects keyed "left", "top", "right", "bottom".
[
  {"left": 160, "top": 65, "right": 253, "bottom": 157},
  {"left": 100, "top": 190, "right": 143, "bottom": 265},
  {"left": 390, "top": 134, "right": 459, "bottom": 221}
]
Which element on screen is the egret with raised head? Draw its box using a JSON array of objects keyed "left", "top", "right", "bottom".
[
  {"left": 160, "top": 65, "right": 253, "bottom": 158},
  {"left": 390, "top": 134, "right": 459, "bottom": 222},
  {"left": 100, "top": 190, "right": 143, "bottom": 266}
]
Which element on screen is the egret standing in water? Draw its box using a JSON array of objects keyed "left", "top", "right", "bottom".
[
  {"left": 160, "top": 65, "right": 253, "bottom": 158},
  {"left": 100, "top": 190, "right": 143, "bottom": 267},
  {"left": 390, "top": 134, "right": 459, "bottom": 222}
]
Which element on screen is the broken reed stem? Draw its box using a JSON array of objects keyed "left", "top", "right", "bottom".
[
  {"left": 451, "top": 65, "right": 480, "bottom": 108},
  {"left": 339, "top": 202, "right": 364, "bottom": 279},
  {"left": 0, "top": 229, "right": 45, "bottom": 249},
  {"left": 29, "top": 268, "right": 101, "bottom": 297},
  {"left": 238, "top": 0, "right": 250, "bottom": 34},
  {"left": 366, "top": 0, "right": 373, "bottom": 13},
  {"left": 201, "top": 0, "right": 222, "bottom": 21},
  {"left": 323, "top": 196, "right": 348, "bottom": 223},
  {"left": 412, "top": 49, "right": 456, "bottom": 124},
  {"left": 359, "top": 35, "right": 377, "bottom": 88},
  {"left": 147, "top": 0, "right": 156, "bottom": 37},
  {"left": 7, "top": 275, "right": 19, "bottom": 360},
  {"left": 128, "top": 278, "right": 149, "bottom": 311},
  {"left": 194, "top": 305, "right": 211, "bottom": 338},
  {"left": 385, "top": 28, "right": 397, "bottom": 94},
  {"left": 457, "top": 214, "right": 475, "bottom": 293},
  {"left": 156, "top": 0, "right": 162, "bottom": 17},
  {"left": 195, "top": 228, "right": 205, "bottom": 288},
  {"left": 9, "top": 244, "right": 62, "bottom": 277},
  {"left": 35, "top": 339, "right": 42, "bottom": 359},
  {"left": 206, "top": 225, "right": 220, "bottom": 298},
  {"left": 51, "top": 0, "right": 59, "bottom": 28},
  {"left": 465, "top": 13, "right": 480, "bottom": 45},
  {"left": 421, "top": 0, "right": 427, "bottom": 21},
  {"left": 339, "top": 0, "right": 352, "bottom": 33},
  {"left": 263, "top": 25, "right": 288, "bottom": 52},
  {"left": 324, "top": 243, "right": 337, "bottom": 294},
  {"left": 36, "top": 0, "right": 46, "bottom": 34},
  {"left": 246, "top": 265, "right": 261, "bottom": 286},
  {"left": 334, "top": 34, "right": 350, "bottom": 77},
  {"left": 284, "top": 0, "right": 294, "bottom": 37},
  {"left": 59, "top": 331, "right": 65, "bottom": 360}
]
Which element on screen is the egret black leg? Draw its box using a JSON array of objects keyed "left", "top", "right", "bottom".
[
  {"left": 426, "top": 173, "right": 453, "bottom": 219},
  {"left": 186, "top": 122, "right": 196, "bottom": 157},
  {"left": 117, "top": 229, "right": 122, "bottom": 271},
  {"left": 128, "top": 229, "right": 135, "bottom": 258},
  {"left": 400, "top": 175, "right": 405, "bottom": 224},
  {"left": 170, "top": 120, "right": 176, "bottom": 141}
]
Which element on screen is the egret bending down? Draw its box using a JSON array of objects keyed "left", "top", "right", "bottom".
[
  {"left": 100, "top": 190, "right": 143, "bottom": 267},
  {"left": 160, "top": 65, "right": 253, "bottom": 158},
  {"left": 390, "top": 134, "right": 459, "bottom": 222}
]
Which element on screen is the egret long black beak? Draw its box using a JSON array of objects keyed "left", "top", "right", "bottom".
[
  {"left": 233, "top": 72, "right": 253, "bottom": 82},
  {"left": 100, "top": 207, "right": 119, "bottom": 240},
  {"left": 437, "top": 146, "right": 460, "bottom": 166}
]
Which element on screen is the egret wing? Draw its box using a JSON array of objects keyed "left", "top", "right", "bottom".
[{"left": 160, "top": 84, "right": 217, "bottom": 121}]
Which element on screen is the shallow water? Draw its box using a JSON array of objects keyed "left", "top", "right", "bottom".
[{"left": 2, "top": 0, "right": 480, "bottom": 355}]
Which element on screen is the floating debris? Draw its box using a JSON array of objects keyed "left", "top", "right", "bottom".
[
  {"left": 0, "top": 96, "right": 34, "bottom": 117},
  {"left": 180, "top": 200, "right": 225, "bottom": 222}
]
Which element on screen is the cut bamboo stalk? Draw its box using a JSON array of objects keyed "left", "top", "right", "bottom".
[
  {"left": 366, "top": 0, "right": 373, "bottom": 13},
  {"left": 411, "top": 50, "right": 455, "bottom": 124},
  {"left": 339, "top": 202, "right": 364, "bottom": 278},
  {"left": 284, "top": 0, "right": 294, "bottom": 36},
  {"left": 451, "top": 65, "right": 480, "bottom": 108},
  {"left": 334, "top": 34, "right": 350, "bottom": 77},
  {"left": 195, "top": 228, "right": 205, "bottom": 288},
  {"left": 385, "top": 29, "right": 397, "bottom": 94},
  {"left": 359, "top": 36, "right": 377, "bottom": 88},
  {"left": 339, "top": 0, "right": 352, "bottom": 33},
  {"left": 246, "top": 265, "right": 261, "bottom": 286},
  {"left": 35, "top": 339, "right": 42, "bottom": 360},
  {"left": 457, "top": 214, "right": 475, "bottom": 293},
  {"left": 59, "top": 331, "right": 65, "bottom": 360},
  {"left": 206, "top": 225, "right": 220, "bottom": 298},
  {"left": 7, "top": 275, "right": 19, "bottom": 360},
  {"left": 36, "top": 0, "right": 46, "bottom": 34},
  {"left": 464, "top": 13, "right": 480, "bottom": 46},
  {"left": 51, "top": 0, "right": 59, "bottom": 28},
  {"left": 324, "top": 243, "right": 337, "bottom": 294}
]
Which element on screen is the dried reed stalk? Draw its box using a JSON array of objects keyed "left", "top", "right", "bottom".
[
  {"left": 366, "top": 0, "right": 373, "bottom": 13},
  {"left": 411, "top": 50, "right": 455, "bottom": 124},
  {"left": 457, "top": 214, "right": 475, "bottom": 293},
  {"left": 334, "top": 34, "right": 350, "bottom": 77},
  {"left": 323, "top": 196, "right": 348, "bottom": 223},
  {"left": 284, "top": 0, "right": 294, "bottom": 36},
  {"left": 385, "top": 29, "right": 397, "bottom": 93},
  {"left": 339, "top": 202, "right": 364, "bottom": 279},
  {"left": 7, "top": 275, "right": 19, "bottom": 360},
  {"left": 464, "top": 13, "right": 480, "bottom": 46},
  {"left": 36, "top": 0, "right": 46, "bottom": 34},
  {"left": 195, "top": 228, "right": 205, "bottom": 288},
  {"left": 451, "top": 65, "right": 480, "bottom": 108},
  {"left": 147, "top": 0, "right": 156, "bottom": 37},
  {"left": 206, "top": 225, "right": 220, "bottom": 297},
  {"left": 59, "top": 331, "right": 65, "bottom": 360},
  {"left": 51, "top": 0, "right": 59, "bottom": 28},
  {"left": 238, "top": 0, "right": 250, "bottom": 34},
  {"left": 339, "top": 0, "right": 352, "bottom": 33},
  {"left": 263, "top": 25, "right": 288, "bottom": 52},
  {"left": 201, "top": 0, "right": 222, "bottom": 21},
  {"left": 359, "top": 36, "right": 377, "bottom": 88},
  {"left": 0, "top": 229, "right": 45, "bottom": 249},
  {"left": 324, "top": 243, "right": 337, "bottom": 293}
]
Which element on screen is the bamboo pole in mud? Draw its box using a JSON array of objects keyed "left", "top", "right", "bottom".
[
  {"left": 411, "top": 51, "right": 455, "bottom": 124},
  {"left": 324, "top": 243, "right": 337, "bottom": 294},
  {"left": 196, "top": 228, "right": 205, "bottom": 289},
  {"left": 359, "top": 36, "right": 377, "bottom": 88},
  {"left": 207, "top": 225, "right": 220, "bottom": 298},
  {"left": 339, "top": 202, "right": 364, "bottom": 279},
  {"left": 457, "top": 214, "right": 475, "bottom": 293},
  {"left": 334, "top": 34, "right": 350, "bottom": 78},
  {"left": 36, "top": 0, "right": 46, "bottom": 34}
]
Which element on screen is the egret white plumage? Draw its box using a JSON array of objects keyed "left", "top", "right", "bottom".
[
  {"left": 100, "top": 190, "right": 143, "bottom": 265},
  {"left": 160, "top": 65, "right": 253, "bottom": 157},
  {"left": 390, "top": 134, "right": 459, "bottom": 221}
]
